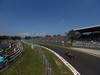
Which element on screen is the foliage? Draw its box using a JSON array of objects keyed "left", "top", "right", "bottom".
[
  {"left": 65, "top": 30, "right": 78, "bottom": 45},
  {"left": 0, "top": 36, "right": 21, "bottom": 40}
]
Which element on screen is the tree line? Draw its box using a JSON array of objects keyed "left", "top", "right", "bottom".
[
  {"left": 0, "top": 36, "right": 21, "bottom": 40},
  {"left": 0, "top": 30, "right": 79, "bottom": 46}
]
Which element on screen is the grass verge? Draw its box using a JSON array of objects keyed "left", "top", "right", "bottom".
[
  {"left": 40, "top": 47, "right": 73, "bottom": 75},
  {"left": 0, "top": 43, "right": 44, "bottom": 75}
]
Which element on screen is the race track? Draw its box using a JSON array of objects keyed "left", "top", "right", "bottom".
[{"left": 42, "top": 44, "right": 100, "bottom": 75}]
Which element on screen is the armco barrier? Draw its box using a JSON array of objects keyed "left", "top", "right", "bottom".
[
  {"left": 22, "top": 40, "right": 80, "bottom": 75},
  {"left": 22, "top": 41, "right": 54, "bottom": 75},
  {"left": 40, "top": 46, "right": 80, "bottom": 75}
]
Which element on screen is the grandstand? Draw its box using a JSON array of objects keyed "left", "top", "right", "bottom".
[{"left": 72, "top": 25, "right": 100, "bottom": 49}]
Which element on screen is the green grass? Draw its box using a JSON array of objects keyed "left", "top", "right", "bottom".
[
  {"left": 0, "top": 43, "right": 44, "bottom": 75},
  {"left": 0, "top": 48, "right": 3, "bottom": 51},
  {"left": 41, "top": 47, "right": 73, "bottom": 75}
]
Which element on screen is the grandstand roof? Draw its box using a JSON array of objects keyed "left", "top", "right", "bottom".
[{"left": 73, "top": 25, "right": 100, "bottom": 33}]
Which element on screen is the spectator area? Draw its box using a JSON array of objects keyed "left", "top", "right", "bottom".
[{"left": 73, "top": 25, "right": 100, "bottom": 49}]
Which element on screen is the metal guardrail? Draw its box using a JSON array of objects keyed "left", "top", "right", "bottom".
[
  {"left": 33, "top": 45, "right": 54, "bottom": 75},
  {"left": 0, "top": 41, "right": 24, "bottom": 70}
]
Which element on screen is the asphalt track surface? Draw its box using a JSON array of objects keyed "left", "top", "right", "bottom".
[{"left": 42, "top": 44, "right": 100, "bottom": 75}]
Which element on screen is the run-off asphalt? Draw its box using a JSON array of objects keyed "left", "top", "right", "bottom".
[{"left": 42, "top": 45, "right": 100, "bottom": 75}]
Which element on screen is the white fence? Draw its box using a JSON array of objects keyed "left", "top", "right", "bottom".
[{"left": 73, "top": 41, "right": 100, "bottom": 49}]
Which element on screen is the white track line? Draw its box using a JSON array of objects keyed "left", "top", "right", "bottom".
[
  {"left": 22, "top": 41, "right": 80, "bottom": 75},
  {"left": 40, "top": 46, "right": 80, "bottom": 75}
]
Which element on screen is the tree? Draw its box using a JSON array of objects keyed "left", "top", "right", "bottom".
[
  {"left": 45, "top": 35, "right": 51, "bottom": 38},
  {"left": 0, "top": 36, "right": 21, "bottom": 40},
  {"left": 66, "top": 30, "right": 78, "bottom": 46},
  {"left": 11, "top": 36, "right": 21, "bottom": 40},
  {"left": 0, "top": 36, "right": 10, "bottom": 40},
  {"left": 53, "top": 35, "right": 57, "bottom": 37},
  {"left": 24, "top": 36, "right": 32, "bottom": 39},
  {"left": 57, "top": 34, "right": 61, "bottom": 37}
]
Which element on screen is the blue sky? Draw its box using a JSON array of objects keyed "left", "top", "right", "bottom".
[{"left": 0, "top": 0, "right": 100, "bottom": 35}]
